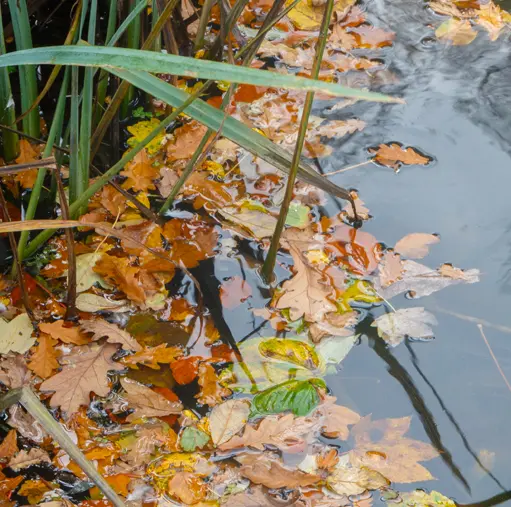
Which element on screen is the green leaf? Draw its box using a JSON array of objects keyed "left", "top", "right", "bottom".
[
  {"left": 383, "top": 489, "right": 456, "bottom": 506},
  {"left": 250, "top": 378, "right": 326, "bottom": 417},
  {"left": 258, "top": 338, "right": 319, "bottom": 370},
  {"left": 285, "top": 203, "right": 310, "bottom": 229},
  {"left": 0, "top": 46, "right": 401, "bottom": 102},
  {"left": 179, "top": 427, "right": 210, "bottom": 452}
]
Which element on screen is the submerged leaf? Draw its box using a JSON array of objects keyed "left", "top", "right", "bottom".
[
  {"left": 179, "top": 427, "right": 210, "bottom": 452},
  {"left": 258, "top": 338, "right": 320, "bottom": 370},
  {"left": 436, "top": 18, "right": 478, "bottom": 45}
]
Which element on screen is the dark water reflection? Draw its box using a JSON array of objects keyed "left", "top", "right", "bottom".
[{"left": 193, "top": 1, "right": 511, "bottom": 504}]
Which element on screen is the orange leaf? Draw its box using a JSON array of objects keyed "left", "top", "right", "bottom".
[
  {"left": 170, "top": 356, "right": 201, "bottom": 385},
  {"left": 369, "top": 143, "right": 432, "bottom": 171},
  {"left": 196, "top": 363, "right": 231, "bottom": 407},
  {"left": 17, "top": 478, "right": 52, "bottom": 504},
  {"left": 0, "top": 475, "right": 23, "bottom": 502},
  {"left": 27, "top": 334, "right": 59, "bottom": 379},
  {"left": 100, "top": 185, "right": 127, "bottom": 217},
  {"left": 167, "top": 472, "right": 206, "bottom": 505},
  {"left": 14, "top": 140, "right": 42, "bottom": 189},
  {"left": 220, "top": 276, "right": 252, "bottom": 309},
  {"left": 0, "top": 430, "right": 18, "bottom": 459},
  {"left": 39, "top": 321, "right": 89, "bottom": 345},
  {"left": 122, "top": 343, "right": 183, "bottom": 370},
  {"left": 105, "top": 474, "right": 132, "bottom": 497},
  {"left": 166, "top": 121, "right": 209, "bottom": 162},
  {"left": 121, "top": 149, "right": 159, "bottom": 192}
]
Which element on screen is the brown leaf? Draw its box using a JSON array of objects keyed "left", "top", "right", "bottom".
[
  {"left": 394, "top": 233, "right": 440, "bottom": 259},
  {"left": 166, "top": 121, "right": 209, "bottom": 162},
  {"left": 28, "top": 334, "right": 59, "bottom": 379},
  {"left": 157, "top": 165, "right": 179, "bottom": 198},
  {"left": 8, "top": 448, "right": 50, "bottom": 470},
  {"left": 196, "top": 363, "right": 232, "bottom": 407},
  {"left": 80, "top": 319, "right": 142, "bottom": 352},
  {"left": 435, "top": 18, "right": 478, "bottom": 45},
  {"left": 349, "top": 25, "right": 395, "bottom": 48},
  {"left": 0, "top": 430, "right": 18, "bottom": 459},
  {"left": 342, "top": 195, "right": 371, "bottom": 221},
  {"left": 349, "top": 415, "right": 439, "bottom": 483},
  {"left": 378, "top": 251, "right": 404, "bottom": 287},
  {"left": 327, "top": 459, "right": 390, "bottom": 496},
  {"left": 369, "top": 143, "right": 432, "bottom": 171},
  {"left": 318, "top": 396, "right": 361, "bottom": 439},
  {"left": 39, "top": 321, "right": 89, "bottom": 345},
  {"left": 167, "top": 471, "right": 207, "bottom": 505},
  {"left": 17, "top": 478, "right": 52, "bottom": 504},
  {"left": 0, "top": 355, "right": 31, "bottom": 389},
  {"left": 438, "top": 263, "right": 478, "bottom": 281},
  {"left": 121, "top": 149, "right": 159, "bottom": 192},
  {"left": 14, "top": 140, "right": 42, "bottom": 189},
  {"left": 220, "top": 276, "right": 253, "bottom": 309},
  {"left": 99, "top": 185, "right": 127, "bottom": 217},
  {"left": 7, "top": 406, "right": 45, "bottom": 443},
  {"left": 236, "top": 453, "right": 321, "bottom": 489},
  {"left": 210, "top": 399, "right": 250, "bottom": 446},
  {"left": 220, "top": 413, "right": 320, "bottom": 453},
  {"left": 40, "top": 343, "right": 124, "bottom": 414},
  {"left": 222, "top": 485, "right": 280, "bottom": 507},
  {"left": 121, "top": 343, "right": 182, "bottom": 370},
  {"left": 123, "top": 423, "right": 176, "bottom": 466},
  {"left": 120, "top": 378, "right": 182, "bottom": 422}
]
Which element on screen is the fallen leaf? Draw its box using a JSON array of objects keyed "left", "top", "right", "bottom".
[
  {"left": 120, "top": 378, "right": 182, "bottom": 422},
  {"left": 8, "top": 448, "right": 50, "bottom": 470},
  {"left": 75, "top": 253, "right": 110, "bottom": 293},
  {"left": 379, "top": 251, "right": 404, "bottom": 287},
  {"left": 220, "top": 412, "right": 320, "bottom": 453},
  {"left": 0, "top": 475, "right": 23, "bottom": 505},
  {"left": 222, "top": 485, "right": 279, "bottom": 507},
  {"left": 373, "top": 308, "right": 437, "bottom": 346},
  {"left": 170, "top": 356, "right": 201, "bottom": 385},
  {"left": 121, "top": 149, "right": 159, "bottom": 192},
  {"left": 369, "top": 144, "right": 432, "bottom": 171},
  {"left": 0, "top": 314, "right": 35, "bottom": 354},
  {"left": 343, "top": 196, "right": 371, "bottom": 221},
  {"left": 286, "top": 0, "right": 356, "bottom": 30},
  {"left": 219, "top": 206, "right": 277, "bottom": 240},
  {"left": 122, "top": 343, "right": 182, "bottom": 370},
  {"left": 0, "top": 430, "right": 18, "bottom": 459},
  {"left": 196, "top": 363, "right": 232, "bottom": 407},
  {"left": 127, "top": 118, "right": 166, "bottom": 155},
  {"left": 14, "top": 140, "right": 42, "bottom": 189},
  {"left": 349, "top": 415, "right": 439, "bottom": 483},
  {"left": 180, "top": 427, "right": 210, "bottom": 451},
  {"left": 167, "top": 471, "right": 207, "bottom": 504},
  {"left": 80, "top": 319, "right": 142, "bottom": 351},
  {"left": 28, "top": 334, "right": 59, "bottom": 379},
  {"left": 438, "top": 263, "right": 479, "bottom": 281},
  {"left": 258, "top": 338, "right": 320, "bottom": 370},
  {"left": 99, "top": 185, "right": 127, "bottom": 217},
  {"left": 317, "top": 396, "right": 361, "bottom": 439},
  {"left": 210, "top": 399, "right": 250, "bottom": 446},
  {"left": 394, "top": 233, "right": 440, "bottom": 259},
  {"left": 7, "top": 405, "right": 45, "bottom": 443},
  {"left": 166, "top": 121, "right": 209, "bottom": 162},
  {"left": 105, "top": 473, "right": 132, "bottom": 497},
  {"left": 349, "top": 25, "right": 395, "bottom": 48},
  {"left": 75, "top": 293, "right": 130, "bottom": 313},
  {"left": 236, "top": 452, "right": 322, "bottom": 488},
  {"left": 17, "top": 479, "right": 52, "bottom": 504},
  {"left": 220, "top": 276, "right": 253, "bottom": 309},
  {"left": 40, "top": 343, "right": 124, "bottom": 414},
  {"left": 477, "top": 2, "right": 510, "bottom": 40},
  {"left": 436, "top": 18, "right": 478, "bottom": 45},
  {"left": 0, "top": 355, "right": 31, "bottom": 389},
  {"left": 327, "top": 458, "right": 390, "bottom": 496},
  {"left": 397, "top": 489, "right": 456, "bottom": 506},
  {"left": 39, "top": 320, "right": 89, "bottom": 345}
]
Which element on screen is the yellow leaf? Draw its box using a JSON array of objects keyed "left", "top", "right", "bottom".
[
  {"left": 286, "top": 0, "right": 356, "bottom": 30},
  {"left": 435, "top": 19, "right": 477, "bottom": 45},
  {"left": 127, "top": 118, "right": 165, "bottom": 155}
]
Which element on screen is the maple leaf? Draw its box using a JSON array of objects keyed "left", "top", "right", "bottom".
[
  {"left": 369, "top": 143, "right": 432, "bottom": 171},
  {"left": 196, "top": 363, "right": 232, "bottom": 407},
  {"left": 121, "top": 149, "right": 159, "bottom": 192},
  {"left": 236, "top": 452, "right": 322, "bottom": 488},
  {"left": 0, "top": 354, "right": 31, "bottom": 389},
  {"left": 14, "top": 140, "right": 42, "bottom": 189},
  {"left": 209, "top": 399, "right": 250, "bottom": 446},
  {"left": 120, "top": 378, "right": 182, "bottom": 422},
  {"left": 99, "top": 185, "right": 127, "bottom": 217},
  {"left": 166, "top": 121, "right": 209, "bottom": 162},
  {"left": 8, "top": 448, "right": 51, "bottom": 470},
  {"left": 167, "top": 471, "right": 207, "bottom": 504},
  {"left": 28, "top": 334, "right": 59, "bottom": 379},
  {"left": 121, "top": 343, "right": 182, "bottom": 369},
  {"left": 349, "top": 415, "right": 439, "bottom": 483},
  {"left": 0, "top": 429, "right": 18, "bottom": 459},
  {"left": 220, "top": 412, "right": 320, "bottom": 453},
  {"left": 436, "top": 18, "right": 478, "bottom": 45},
  {"left": 40, "top": 343, "right": 124, "bottom": 414},
  {"left": 378, "top": 251, "right": 404, "bottom": 288},
  {"left": 80, "top": 319, "right": 142, "bottom": 351},
  {"left": 220, "top": 276, "right": 253, "bottom": 309},
  {"left": 39, "top": 320, "right": 89, "bottom": 345},
  {"left": 394, "top": 233, "right": 440, "bottom": 259},
  {"left": 317, "top": 396, "right": 361, "bottom": 439}
]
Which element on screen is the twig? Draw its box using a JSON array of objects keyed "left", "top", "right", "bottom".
[
  {"left": 431, "top": 305, "right": 511, "bottom": 334},
  {"left": 477, "top": 324, "right": 511, "bottom": 396},
  {"left": 0, "top": 157, "right": 56, "bottom": 175},
  {"left": 324, "top": 159, "right": 373, "bottom": 176}
]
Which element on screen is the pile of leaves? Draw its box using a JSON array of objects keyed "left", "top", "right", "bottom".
[{"left": 0, "top": 0, "right": 499, "bottom": 505}]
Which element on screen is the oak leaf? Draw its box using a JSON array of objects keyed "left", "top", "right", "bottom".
[
  {"left": 210, "top": 399, "right": 250, "bottom": 446},
  {"left": 40, "top": 343, "right": 124, "bottom": 414},
  {"left": 120, "top": 378, "right": 182, "bottom": 422},
  {"left": 236, "top": 452, "right": 322, "bottom": 488},
  {"left": 220, "top": 276, "right": 253, "bottom": 309},
  {"left": 121, "top": 343, "right": 182, "bottom": 370},
  {"left": 75, "top": 293, "right": 130, "bottom": 313},
  {"left": 378, "top": 251, "right": 404, "bottom": 287},
  {"left": 0, "top": 430, "right": 18, "bottom": 459},
  {"left": 369, "top": 143, "right": 432, "bottom": 171},
  {"left": 80, "top": 319, "right": 142, "bottom": 351},
  {"left": 39, "top": 320, "right": 89, "bottom": 345},
  {"left": 121, "top": 149, "right": 159, "bottom": 192},
  {"left": 99, "top": 185, "right": 127, "bottom": 217},
  {"left": 394, "top": 233, "right": 440, "bottom": 259},
  {"left": 196, "top": 363, "right": 232, "bottom": 407},
  {"left": 8, "top": 448, "right": 51, "bottom": 470},
  {"left": 317, "top": 396, "right": 361, "bottom": 439},
  {"left": 349, "top": 415, "right": 439, "bottom": 483},
  {"left": 28, "top": 334, "right": 59, "bottom": 379}
]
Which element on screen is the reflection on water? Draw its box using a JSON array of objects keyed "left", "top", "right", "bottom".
[{"left": 190, "top": 1, "right": 511, "bottom": 504}]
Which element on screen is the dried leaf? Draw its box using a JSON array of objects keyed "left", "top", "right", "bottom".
[
  {"left": 80, "top": 319, "right": 142, "bottom": 351},
  {"left": 0, "top": 355, "right": 31, "bottom": 389},
  {"left": 0, "top": 430, "right": 18, "bottom": 459},
  {"left": 372, "top": 308, "right": 437, "bottom": 346},
  {"left": 438, "top": 263, "right": 479, "bottom": 281},
  {"left": 28, "top": 334, "right": 59, "bottom": 379},
  {"left": 327, "top": 459, "right": 390, "bottom": 495},
  {"left": 75, "top": 253, "right": 110, "bottom": 293},
  {"left": 121, "top": 343, "right": 182, "bottom": 370},
  {"left": 220, "top": 276, "right": 253, "bottom": 309},
  {"left": 379, "top": 251, "right": 404, "bottom": 287},
  {"left": 210, "top": 399, "right": 250, "bottom": 446},
  {"left": 7, "top": 406, "right": 45, "bottom": 443},
  {"left": 8, "top": 448, "right": 50, "bottom": 470},
  {"left": 369, "top": 144, "right": 432, "bottom": 171},
  {"left": 40, "top": 343, "right": 124, "bottom": 414},
  {"left": 394, "top": 233, "right": 440, "bottom": 259},
  {"left": 317, "top": 396, "right": 361, "bottom": 439},
  {"left": 120, "top": 378, "right": 182, "bottom": 422},
  {"left": 167, "top": 471, "right": 207, "bottom": 504},
  {"left": 17, "top": 479, "right": 52, "bottom": 504},
  {"left": 75, "top": 293, "right": 130, "bottom": 313},
  {"left": 14, "top": 140, "right": 42, "bottom": 189},
  {"left": 436, "top": 18, "right": 478, "bottom": 45},
  {"left": 99, "top": 185, "right": 127, "bottom": 217},
  {"left": 0, "top": 314, "right": 35, "bottom": 354},
  {"left": 39, "top": 320, "right": 89, "bottom": 345},
  {"left": 349, "top": 415, "right": 439, "bottom": 483},
  {"left": 196, "top": 363, "right": 232, "bottom": 407}
]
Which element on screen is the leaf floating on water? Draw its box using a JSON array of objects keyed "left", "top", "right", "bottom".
[
  {"left": 379, "top": 251, "right": 404, "bottom": 287},
  {"left": 258, "top": 338, "right": 320, "bottom": 370},
  {"left": 39, "top": 320, "right": 89, "bottom": 345},
  {"left": 75, "top": 293, "right": 130, "bottom": 313},
  {"left": 74, "top": 253, "right": 110, "bottom": 293},
  {"left": 81, "top": 319, "right": 142, "bottom": 351},
  {"left": 369, "top": 143, "right": 432, "bottom": 172},
  {"left": 388, "top": 489, "right": 457, "bottom": 506},
  {"left": 317, "top": 396, "right": 361, "bottom": 439},
  {"left": 210, "top": 399, "right": 250, "bottom": 446},
  {"left": 196, "top": 363, "right": 232, "bottom": 407},
  {"left": 373, "top": 308, "right": 437, "bottom": 346},
  {"left": 394, "top": 233, "right": 440, "bottom": 259},
  {"left": 8, "top": 448, "right": 50, "bottom": 470},
  {"left": 220, "top": 276, "right": 253, "bottom": 309},
  {"left": 219, "top": 206, "right": 277, "bottom": 239},
  {"left": 121, "top": 343, "right": 182, "bottom": 370},
  {"left": 438, "top": 263, "right": 480, "bottom": 281},
  {"left": 179, "top": 427, "right": 210, "bottom": 452},
  {"left": 435, "top": 18, "right": 478, "bottom": 45},
  {"left": 0, "top": 314, "right": 35, "bottom": 354},
  {"left": 286, "top": 0, "right": 356, "bottom": 30}
]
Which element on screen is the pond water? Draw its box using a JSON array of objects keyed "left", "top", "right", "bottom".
[{"left": 200, "top": 1, "right": 511, "bottom": 504}]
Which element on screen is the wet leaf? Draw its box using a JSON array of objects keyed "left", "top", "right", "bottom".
[
  {"left": 349, "top": 415, "right": 439, "bottom": 483},
  {"left": 258, "top": 338, "right": 320, "bottom": 370},
  {"left": 394, "top": 489, "right": 456, "bottom": 506},
  {"left": 196, "top": 363, "right": 232, "bottom": 407},
  {"left": 317, "top": 395, "right": 361, "bottom": 439},
  {"left": 251, "top": 378, "right": 326, "bottom": 417},
  {"left": 14, "top": 140, "right": 42, "bottom": 189},
  {"left": 436, "top": 18, "right": 478, "bottom": 45},
  {"left": 99, "top": 185, "right": 127, "bottom": 217},
  {"left": 39, "top": 320, "right": 89, "bottom": 345},
  {"left": 105, "top": 473, "right": 132, "bottom": 496},
  {"left": 394, "top": 233, "right": 440, "bottom": 259},
  {"left": 167, "top": 471, "right": 207, "bottom": 504},
  {"left": 372, "top": 308, "right": 437, "bottom": 346},
  {"left": 122, "top": 343, "right": 182, "bottom": 369},
  {"left": 180, "top": 427, "right": 210, "bottom": 451},
  {"left": 0, "top": 355, "right": 31, "bottom": 389},
  {"left": 236, "top": 452, "right": 322, "bottom": 488},
  {"left": 120, "top": 378, "right": 183, "bottom": 422},
  {"left": 369, "top": 144, "right": 432, "bottom": 171},
  {"left": 438, "top": 263, "right": 479, "bottom": 281},
  {"left": 210, "top": 399, "right": 250, "bottom": 446},
  {"left": 121, "top": 149, "right": 159, "bottom": 192},
  {"left": 170, "top": 356, "right": 201, "bottom": 385},
  {"left": 127, "top": 118, "right": 166, "bottom": 155},
  {"left": 315, "top": 333, "right": 357, "bottom": 364},
  {"left": 286, "top": 0, "right": 356, "bottom": 30},
  {"left": 379, "top": 251, "right": 404, "bottom": 287},
  {"left": 166, "top": 121, "right": 209, "bottom": 162},
  {"left": 285, "top": 203, "right": 311, "bottom": 229},
  {"left": 28, "top": 335, "right": 59, "bottom": 379},
  {"left": 349, "top": 25, "right": 395, "bottom": 48},
  {"left": 17, "top": 479, "right": 52, "bottom": 504},
  {"left": 328, "top": 462, "right": 389, "bottom": 496},
  {"left": 219, "top": 206, "right": 277, "bottom": 240},
  {"left": 0, "top": 314, "right": 35, "bottom": 354},
  {"left": 0, "top": 430, "right": 18, "bottom": 459},
  {"left": 220, "top": 276, "right": 253, "bottom": 309},
  {"left": 75, "top": 253, "right": 110, "bottom": 293},
  {"left": 75, "top": 293, "right": 130, "bottom": 313},
  {"left": 81, "top": 319, "right": 142, "bottom": 351},
  {"left": 40, "top": 343, "right": 124, "bottom": 414},
  {"left": 8, "top": 448, "right": 50, "bottom": 470}
]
